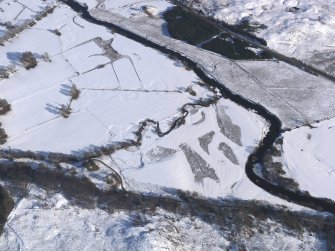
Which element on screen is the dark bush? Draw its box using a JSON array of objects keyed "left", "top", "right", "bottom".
[
  {"left": 53, "top": 29, "right": 61, "bottom": 36},
  {"left": 0, "top": 186, "right": 14, "bottom": 235},
  {"left": 0, "top": 99, "right": 11, "bottom": 115},
  {"left": 0, "top": 68, "right": 9, "bottom": 79},
  {"left": 20, "top": 51, "right": 37, "bottom": 70},
  {"left": 236, "top": 19, "right": 268, "bottom": 32},
  {"left": 202, "top": 35, "right": 272, "bottom": 60},
  {"left": 164, "top": 6, "right": 220, "bottom": 45},
  {"left": 60, "top": 104, "right": 71, "bottom": 118},
  {"left": 85, "top": 160, "right": 100, "bottom": 172}
]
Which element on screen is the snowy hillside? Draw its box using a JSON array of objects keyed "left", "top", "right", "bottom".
[
  {"left": 0, "top": 179, "right": 329, "bottom": 251},
  {"left": 180, "top": 0, "right": 335, "bottom": 77},
  {"left": 282, "top": 118, "right": 335, "bottom": 201}
]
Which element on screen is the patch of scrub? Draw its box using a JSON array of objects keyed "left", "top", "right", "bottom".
[
  {"left": 202, "top": 33, "right": 271, "bottom": 60},
  {"left": 180, "top": 143, "right": 219, "bottom": 184},
  {"left": 0, "top": 185, "right": 14, "bottom": 236},
  {"left": 198, "top": 131, "right": 215, "bottom": 154},
  {"left": 146, "top": 146, "right": 177, "bottom": 162},
  {"left": 218, "top": 142, "right": 239, "bottom": 165},
  {"left": 215, "top": 104, "right": 242, "bottom": 146},
  {"left": 163, "top": 6, "right": 220, "bottom": 45},
  {"left": 305, "top": 50, "right": 335, "bottom": 77}
]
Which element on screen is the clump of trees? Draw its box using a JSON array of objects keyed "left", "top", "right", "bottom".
[
  {"left": 86, "top": 160, "right": 100, "bottom": 172},
  {"left": 0, "top": 99, "right": 11, "bottom": 115},
  {"left": 0, "top": 126, "right": 7, "bottom": 145},
  {"left": 59, "top": 104, "right": 72, "bottom": 118},
  {"left": 0, "top": 99, "right": 11, "bottom": 145},
  {"left": 0, "top": 68, "right": 9, "bottom": 79},
  {"left": 0, "top": 184, "right": 14, "bottom": 235},
  {"left": 202, "top": 35, "right": 271, "bottom": 60},
  {"left": 164, "top": 6, "right": 220, "bottom": 45},
  {"left": 20, "top": 51, "right": 37, "bottom": 70},
  {"left": 70, "top": 84, "right": 80, "bottom": 100},
  {"left": 55, "top": 84, "right": 80, "bottom": 119},
  {"left": 0, "top": 65, "right": 16, "bottom": 79},
  {"left": 186, "top": 86, "right": 197, "bottom": 96}
]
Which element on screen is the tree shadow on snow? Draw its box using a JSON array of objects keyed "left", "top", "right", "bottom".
[
  {"left": 6, "top": 52, "right": 23, "bottom": 66},
  {"left": 60, "top": 84, "right": 73, "bottom": 96},
  {"left": 45, "top": 103, "right": 62, "bottom": 115}
]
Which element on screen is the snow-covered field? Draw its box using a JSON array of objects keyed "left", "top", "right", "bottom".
[
  {"left": 0, "top": 0, "right": 335, "bottom": 250},
  {"left": 181, "top": 0, "right": 335, "bottom": 77},
  {"left": 282, "top": 118, "right": 335, "bottom": 201},
  {"left": 0, "top": 0, "right": 55, "bottom": 26},
  {"left": 0, "top": 3, "right": 214, "bottom": 154},
  {"left": 0, "top": 0, "right": 286, "bottom": 204},
  {"left": 0, "top": 0, "right": 301, "bottom": 207}
]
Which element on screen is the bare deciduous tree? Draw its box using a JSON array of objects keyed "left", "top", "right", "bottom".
[
  {"left": 60, "top": 104, "right": 72, "bottom": 118},
  {"left": 70, "top": 84, "right": 80, "bottom": 100}
]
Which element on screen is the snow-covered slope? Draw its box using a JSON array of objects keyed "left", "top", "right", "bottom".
[
  {"left": 0, "top": 182, "right": 327, "bottom": 251},
  {"left": 181, "top": 0, "right": 335, "bottom": 77},
  {"left": 282, "top": 118, "right": 335, "bottom": 201},
  {"left": 0, "top": 185, "right": 231, "bottom": 251}
]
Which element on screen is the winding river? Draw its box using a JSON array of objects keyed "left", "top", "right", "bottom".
[{"left": 61, "top": 0, "right": 335, "bottom": 214}]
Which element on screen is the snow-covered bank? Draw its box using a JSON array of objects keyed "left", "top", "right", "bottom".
[{"left": 282, "top": 118, "right": 335, "bottom": 201}]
